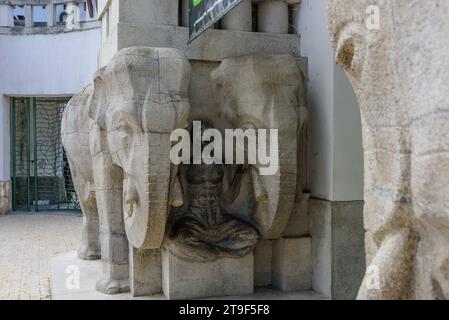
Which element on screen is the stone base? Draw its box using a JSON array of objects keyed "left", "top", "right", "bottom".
[
  {"left": 272, "top": 237, "right": 312, "bottom": 292},
  {"left": 51, "top": 251, "right": 328, "bottom": 300},
  {"left": 0, "top": 180, "right": 11, "bottom": 215},
  {"left": 129, "top": 247, "right": 162, "bottom": 297},
  {"left": 162, "top": 248, "right": 254, "bottom": 299},
  {"left": 309, "top": 199, "right": 365, "bottom": 300}
]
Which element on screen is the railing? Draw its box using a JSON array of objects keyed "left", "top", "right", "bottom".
[{"left": 0, "top": 0, "right": 99, "bottom": 31}]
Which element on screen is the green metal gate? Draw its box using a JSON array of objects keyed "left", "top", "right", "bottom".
[{"left": 11, "top": 97, "right": 80, "bottom": 212}]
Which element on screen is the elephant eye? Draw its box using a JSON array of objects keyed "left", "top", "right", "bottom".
[
  {"left": 334, "top": 26, "right": 366, "bottom": 79},
  {"left": 336, "top": 40, "right": 355, "bottom": 71}
]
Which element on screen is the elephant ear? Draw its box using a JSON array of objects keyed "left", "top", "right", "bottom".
[
  {"left": 212, "top": 54, "right": 303, "bottom": 238},
  {"left": 88, "top": 66, "right": 108, "bottom": 128}
]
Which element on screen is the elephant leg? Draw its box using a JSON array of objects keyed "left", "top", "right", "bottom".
[
  {"left": 67, "top": 159, "right": 101, "bottom": 260},
  {"left": 95, "top": 188, "right": 130, "bottom": 294},
  {"left": 78, "top": 195, "right": 101, "bottom": 260}
]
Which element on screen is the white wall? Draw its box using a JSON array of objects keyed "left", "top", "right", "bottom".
[
  {"left": 0, "top": 28, "right": 101, "bottom": 180},
  {"left": 297, "top": 0, "right": 363, "bottom": 201},
  {"left": 0, "top": 29, "right": 100, "bottom": 96}
]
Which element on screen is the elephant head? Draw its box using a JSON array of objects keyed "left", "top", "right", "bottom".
[
  {"left": 88, "top": 47, "right": 191, "bottom": 249},
  {"left": 211, "top": 54, "right": 304, "bottom": 238}
]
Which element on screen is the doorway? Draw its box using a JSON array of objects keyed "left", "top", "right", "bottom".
[{"left": 10, "top": 97, "right": 79, "bottom": 212}]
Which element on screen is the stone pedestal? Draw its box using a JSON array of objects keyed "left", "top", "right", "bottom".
[
  {"left": 129, "top": 247, "right": 162, "bottom": 297},
  {"left": 162, "top": 248, "right": 254, "bottom": 299}
]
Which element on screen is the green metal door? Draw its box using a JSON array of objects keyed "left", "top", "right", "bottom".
[{"left": 11, "top": 97, "right": 80, "bottom": 212}]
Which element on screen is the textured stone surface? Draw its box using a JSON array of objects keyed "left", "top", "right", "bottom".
[
  {"left": 212, "top": 54, "right": 305, "bottom": 239},
  {"left": 99, "top": 24, "right": 301, "bottom": 67},
  {"left": 309, "top": 199, "right": 365, "bottom": 299},
  {"left": 162, "top": 248, "right": 254, "bottom": 300},
  {"left": 254, "top": 240, "right": 273, "bottom": 287},
  {"left": 129, "top": 247, "right": 161, "bottom": 297},
  {"left": 282, "top": 193, "right": 310, "bottom": 237},
  {"left": 0, "top": 213, "right": 82, "bottom": 300},
  {"left": 328, "top": 0, "right": 449, "bottom": 299},
  {"left": 0, "top": 180, "right": 11, "bottom": 215},
  {"left": 51, "top": 250, "right": 328, "bottom": 300},
  {"left": 272, "top": 237, "right": 312, "bottom": 292}
]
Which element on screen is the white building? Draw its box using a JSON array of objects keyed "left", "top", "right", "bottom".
[{"left": 0, "top": 0, "right": 100, "bottom": 212}]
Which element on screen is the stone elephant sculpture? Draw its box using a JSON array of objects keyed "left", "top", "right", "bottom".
[
  {"left": 61, "top": 47, "right": 191, "bottom": 294},
  {"left": 211, "top": 54, "right": 306, "bottom": 240},
  {"left": 328, "top": 0, "right": 449, "bottom": 299}
]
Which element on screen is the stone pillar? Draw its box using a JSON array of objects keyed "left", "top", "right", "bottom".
[
  {"left": 0, "top": 5, "right": 13, "bottom": 27},
  {"left": 221, "top": 0, "right": 252, "bottom": 32},
  {"left": 66, "top": 2, "right": 80, "bottom": 30},
  {"left": 162, "top": 248, "right": 254, "bottom": 299},
  {"left": 0, "top": 96, "right": 11, "bottom": 215},
  {"left": 24, "top": 5, "right": 33, "bottom": 28},
  {"left": 257, "top": 0, "right": 289, "bottom": 34},
  {"left": 129, "top": 246, "right": 162, "bottom": 296},
  {"left": 47, "top": 3, "right": 55, "bottom": 27}
]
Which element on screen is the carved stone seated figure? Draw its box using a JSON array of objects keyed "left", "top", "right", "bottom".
[{"left": 166, "top": 123, "right": 260, "bottom": 262}]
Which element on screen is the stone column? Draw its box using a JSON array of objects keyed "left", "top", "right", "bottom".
[
  {"left": 0, "top": 4, "right": 13, "bottom": 27},
  {"left": 257, "top": 0, "right": 289, "bottom": 34},
  {"left": 129, "top": 246, "right": 162, "bottom": 297},
  {"left": 221, "top": 0, "right": 252, "bottom": 32},
  {"left": 0, "top": 96, "right": 11, "bottom": 215},
  {"left": 47, "top": 3, "right": 55, "bottom": 27},
  {"left": 24, "top": 5, "right": 33, "bottom": 28},
  {"left": 66, "top": 2, "right": 80, "bottom": 30}
]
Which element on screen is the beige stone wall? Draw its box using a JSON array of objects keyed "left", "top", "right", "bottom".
[{"left": 0, "top": 180, "right": 11, "bottom": 214}]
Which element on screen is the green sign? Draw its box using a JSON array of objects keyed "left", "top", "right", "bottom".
[{"left": 189, "top": 0, "right": 244, "bottom": 43}]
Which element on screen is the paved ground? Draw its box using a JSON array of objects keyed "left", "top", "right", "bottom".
[{"left": 0, "top": 213, "right": 82, "bottom": 300}]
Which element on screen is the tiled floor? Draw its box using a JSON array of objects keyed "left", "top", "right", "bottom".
[{"left": 0, "top": 213, "right": 82, "bottom": 300}]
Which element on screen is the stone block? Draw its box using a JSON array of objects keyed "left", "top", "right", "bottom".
[
  {"left": 162, "top": 248, "right": 254, "bottom": 299},
  {"left": 129, "top": 247, "right": 162, "bottom": 296},
  {"left": 309, "top": 199, "right": 365, "bottom": 299},
  {"left": 309, "top": 199, "right": 332, "bottom": 296},
  {"left": 272, "top": 237, "right": 312, "bottom": 292},
  {"left": 254, "top": 240, "right": 272, "bottom": 287}
]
